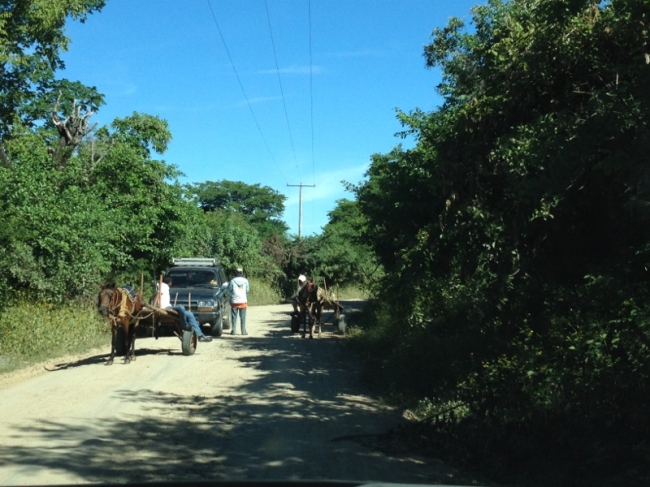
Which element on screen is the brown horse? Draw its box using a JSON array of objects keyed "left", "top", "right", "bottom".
[
  {"left": 97, "top": 284, "right": 144, "bottom": 365},
  {"left": 297, "top": 280, "right": 327, "bottom": 338}
]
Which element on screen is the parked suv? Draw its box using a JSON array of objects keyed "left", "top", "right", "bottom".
[{"left": 161, "top": 258, "right": 230, "bottom": 336}]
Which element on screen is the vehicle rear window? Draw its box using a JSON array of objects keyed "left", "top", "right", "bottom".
[{"left": 166, "top": 269, "right": 218, "bottom": 287}]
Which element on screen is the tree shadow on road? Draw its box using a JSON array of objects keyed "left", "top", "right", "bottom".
[{"left": 0, "top": 303, "right": 476, "bottom": 486}]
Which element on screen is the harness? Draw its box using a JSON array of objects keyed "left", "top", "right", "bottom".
[
  {"left": 117, "top": 288, "right": 132, "bottom": 318},
  {"left": 103, "top": 288, "right": 149, "bottom": 324}
]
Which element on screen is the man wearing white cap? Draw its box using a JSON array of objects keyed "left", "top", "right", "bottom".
[
  {"left": 228, "top": 267, "right": 250, "bottom": 335},
  {"left": 291, "top": 274, "right": 307, "bottom": 314}
]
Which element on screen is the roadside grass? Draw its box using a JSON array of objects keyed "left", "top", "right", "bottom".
[
  {"left": 344, "top": 299, "right": 414, "bottom": 401},
  {"left": 331, "top": 285, "right": 369, "bottom": 300},
  {"left": 0, "top": 300, "right": 109, "bottom": 375},
  {"left": 247, "top": 277, "right": 284, "bottom": 306}
]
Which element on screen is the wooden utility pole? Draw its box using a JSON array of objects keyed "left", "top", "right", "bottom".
[{"left": 287, "top": 183, "right": 315, "bottom": 238}]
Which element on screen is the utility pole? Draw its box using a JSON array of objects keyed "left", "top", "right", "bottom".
[{"left": 287, "top": 183, "right": 315, "bottom": 238}]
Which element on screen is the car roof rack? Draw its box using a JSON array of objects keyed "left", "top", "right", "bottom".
[{"left": 172, "top": 258, "right": 218, "bottom": 267}]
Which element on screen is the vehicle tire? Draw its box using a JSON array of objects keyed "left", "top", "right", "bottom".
[
  {"left": 115, "top": 327, "right": 127, "bottom": 356},
  {"left": 181, "top": 329, "right": 197, "bottom": 356},
  {"left": 337, "top": 314, "right": 347, "bottom": 335},
  {"left": 222, "top": 302, "right": 231, "bottom": 330},
  {"left": 291, "top": 314, "right": 300, "bottom": 333},
  {"left": 211, "top": 313, "right": 223, "bottom": 337}
]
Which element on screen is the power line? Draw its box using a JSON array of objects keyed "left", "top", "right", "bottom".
[
  {"left": 264, "top": 0, "right": 301, "bottom": 182},
  {"left": 205, "top": 0, "right": 286, "bottom": 181}
]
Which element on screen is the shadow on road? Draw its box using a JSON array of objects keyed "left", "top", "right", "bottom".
[{"left": 0, "top": 301, "right": 469, "bottom": 485}]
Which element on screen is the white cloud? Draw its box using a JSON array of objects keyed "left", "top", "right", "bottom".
[
  {"left": 234, "top": 95, "right": 283, "bottom": 106},
  {"left": 322, "top": 48, "right": 390, "bottom": 58},
  {"left": 285, "top": 162, "right": 369, "bottom": 207}
]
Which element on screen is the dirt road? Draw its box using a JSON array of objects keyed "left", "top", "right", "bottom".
[{"left": 0, "top": 302, "right": 471, "bottom": 486}]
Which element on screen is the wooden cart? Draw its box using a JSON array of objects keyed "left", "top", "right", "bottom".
[
  {"left": 290, "top": 292, "right": 347, "bottom": 336},
  {"left": 141, "top": 303, "right": 198, "bottom": 356}
]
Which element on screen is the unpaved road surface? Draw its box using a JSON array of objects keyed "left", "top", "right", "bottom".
[{"left": 0, "top": 302, "right": 473, "bottom": 486}]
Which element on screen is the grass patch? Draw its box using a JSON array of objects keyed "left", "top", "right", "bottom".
[
  {"left": 247, "top": 277, "right": 283, "bottom": 306},
  {"left": 0, "top": 300, "right": 109, "bottom": 374},
  {"left": 333, "top": 285, "right": 368, "bottom": 300}
]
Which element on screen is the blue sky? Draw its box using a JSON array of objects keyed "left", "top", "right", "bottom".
[{"left": 61, "top": 0, "right": 480, "bottom": 236}]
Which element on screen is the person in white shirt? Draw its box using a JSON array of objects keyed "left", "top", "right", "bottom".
[
  {"left": 228, "top": 267, "right": 250, "bottom": 335},
  {"left": 158, "top": 276, "right": 212, "bottom": 342},
  {"left": 291, "top": 274, "right": 307, "bottom": 314}
]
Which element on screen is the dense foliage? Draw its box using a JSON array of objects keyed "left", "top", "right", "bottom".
[
  {"left": 189, "top": 180, "right": 289, "bottom": 238},
  {"left": 353, "top": 0, "right": 650, "bottom": 484},
  {"left": 281, "top": 199, "right": 379, "bottom": 291}
]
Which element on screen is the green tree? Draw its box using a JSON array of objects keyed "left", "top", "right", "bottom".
[
  {"left": 0, "top": 0, "right": 106, "bottom": 164},
  {"left": 189, "top": 180, "right": 288, "bottom": 238},
  {"left": 309, "top": 199, "right": 379, "bottom": 288},
  {"left": 0, "top": 130, "right": 115, "bottom": 302},
  {"left": 201, "top": 210, "right": 268, "bottom": 276},
  {"left": 88, "top": 113, "right": 206, "bottom": 281},
  {"left": 0, "top": 0, "right": 213, "bottom": 304}
]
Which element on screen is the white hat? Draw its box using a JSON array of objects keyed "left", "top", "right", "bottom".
[{"left": 298, "top": 274, "right": 306, "bottom": 282}]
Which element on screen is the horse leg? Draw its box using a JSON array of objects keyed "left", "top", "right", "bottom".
[
  {"left": 309, "top": 305, "right": 315, "bottom": 339},
  {"left": 107, "top": 325, "right": 116, "bottom": 366},
  {"left": 122, "top": 319, "right": 132, "bottom": 364},
  {"left": 124, "top": 325, "right": 132, "bottom": 364},
  {"left": 128, "top": 321, "right": 139, "bottom": 362},
  {"left": 316, "top": 304, "right": 322, "bottom": 337}
]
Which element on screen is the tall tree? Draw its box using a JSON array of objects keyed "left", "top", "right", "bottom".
[
  {"left": 189, "top": 180, "right": 288, "bottom": 238},
  {"left": 310, "top": 199, "right": 379, "bottom": 287},
  {"left": 0, "top": 0, "right": 106, "bottom": 165},
  {"left": 89, "top": 113, "right": 205, "bottom": 279}
]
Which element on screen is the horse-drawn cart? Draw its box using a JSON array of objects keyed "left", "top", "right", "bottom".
[
  {"left": 291, "top": 281, "right": 347, "bottom": 337},
  {"left": 142, "top": 303, "right": 198, "bottom": 356}
]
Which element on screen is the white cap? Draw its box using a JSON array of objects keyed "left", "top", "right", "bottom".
[{"left": 298, "top": 275, "right": 306, "bottom": 282}]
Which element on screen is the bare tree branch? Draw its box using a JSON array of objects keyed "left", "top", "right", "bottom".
[{"left": 51, "top": 91, "right": 97, "bottom": 168}]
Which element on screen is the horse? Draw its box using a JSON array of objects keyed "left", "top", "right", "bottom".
[
  {"left": 297, "top": 280, "right": 327, "bottom": 338},
  {"left": 97, "top": 284, "right": 145, "bottom": 365}
]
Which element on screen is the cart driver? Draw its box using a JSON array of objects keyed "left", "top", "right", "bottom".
[
  {"left": 158, "top": 276, "right": 212, "bottom": 342},
  {"left": 291, "top": 274, "right": 307, "bottom": 314}
]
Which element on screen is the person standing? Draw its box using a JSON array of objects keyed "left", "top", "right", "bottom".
[
  {"left": 291, "top": 274, "right": 307, "bottom": 314},
  {"left": 229, "top": 267, "right": 250, "bottom": 335},
  {"left": 158, "top": 276, "right": 212, "bottom": 342}
]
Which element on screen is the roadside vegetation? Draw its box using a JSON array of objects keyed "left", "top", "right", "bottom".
[
  {"left": 1, "top": 1, "right": 648, "bottom": 486},
  {"left": 0, "top": 301, "right": 108, "bottom": 374},
  {"left": 347, "top": 1, "right": 650, "bottom": 486}
]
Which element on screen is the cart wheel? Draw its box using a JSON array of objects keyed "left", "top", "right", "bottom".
[
  {"left": 181, "top": 329, "right": 197, "bottom": 356},
  {"left": 211, "top": 313, "right": 223, "bottom": 337},
  {"left": 115, "top": 327, "right": 127, "bottom": 356},
  {"left": 291, "top": 314, "right": 300, "bottom": 333},
  {"left": 337, "top": 314, "right": 347, "bottom": 335}
]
